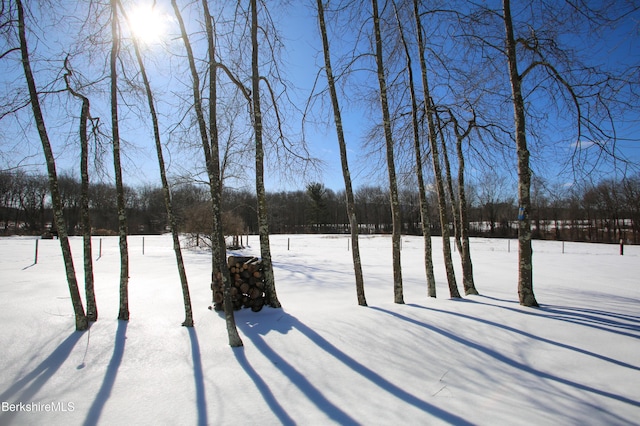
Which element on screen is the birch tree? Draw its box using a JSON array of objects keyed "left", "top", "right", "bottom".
[
  {"left": 121, "top": 1, "right": 193, "bottom": 327},
  {"left": 316, "top": 0, "right": 367, "bottom": 306},
  {"left": 459, "top": 0, "right": 639, "bottom": 305},
  {"left": 371, "top": 0, "right": 403, "bottom": 304},
  {"left": 251, "top": 0, "right": 281, "bottom": 308},
  {"left": 63, "top": 58, "right": 98, "bottom": 321},
  {"left": 392, "top": 0, "right": 436, "bottom": 298},
  {"left": 171, "top": 0, "right": 243, "bottom": 345},
  {"left": 449, "top": 110, "right": 479, "bottom": 296},
  {"left": 15, "top": 0, "right": 88, "bottom": 330},
  {"left": 413, "top": 0, "right": 460, "bottom": 299},
  {"left": 500, "top": 0, "right": 538, "bottom": 306},
  {"left": 110, "top": 0, "right": 130, "bottom": 320}
]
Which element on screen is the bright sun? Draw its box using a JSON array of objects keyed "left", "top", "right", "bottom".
[{"left": 127, "top": 3, "right": 169, "bottom": 44}]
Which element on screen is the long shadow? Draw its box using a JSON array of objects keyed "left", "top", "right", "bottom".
[
  {"left": 238, "top": 321, "right": 358, "bottom": 425},
  {"left": 537, "top": 306, "right": 640, "bottom": 336},
  {"left": 480, "top": 294, "right": 640, "bottom": 323},
  {"left": 233, "top": 347, "right": 295, "bottom": 426},
  {"left": 408, "top": 303, "right": 640, "bottom": 371},
  {"left": 187, "top": 327, "right": 208, "bottom": 426},
  {"left": 238, "top": 311, "right": 473, "bottom": 426},
  {"left": 84, "top": 320, "right": 128, "bottom": 426},
  {"left": 372, "top": 306, "right": 640, "bottom": 422},
  {"left": 551, "top": 305, "right": 640, "bottom": 324},
  {"left": 0, "top": 331, "right": 84, "bottom": 425},
  {"left": 271, "top": 260, "right": 352, "bottom": 284},
  {"left": 477, "top": 296, "right": 640, "bottom": 340}
]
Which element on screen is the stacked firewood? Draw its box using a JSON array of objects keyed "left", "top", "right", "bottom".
[{"left": 212, "top": 256, "right": 265, "bottom": 312}]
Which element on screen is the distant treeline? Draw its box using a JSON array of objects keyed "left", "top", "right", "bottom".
[{"left": 1, "top": 171, "right": 639, "bottom": 244}]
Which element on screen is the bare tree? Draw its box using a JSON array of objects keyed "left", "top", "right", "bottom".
[
  {"left": 392, "top": 0, "right": 436, "bottom": 298},
  {"left": 120, "top": 1, "right": 194, "bottom": 327},
  {"left": 434, "top": 111, "right": 461, "bottom": 252},
  {"left": 458, "top": 0, "right": 639, "bottom": 304},
  {"left": 202, "top": 0, "right": 245, "bottom": 342},
  {"left": 171, "top": 0, "right": 242, "bottom": 345},
  {"left": 63, "top": 58, "right": 98, "bottom": 321},
  {"left": 502, "top": 0, "right": 538, "bottom": 306},
  {"left": 450, "top": 111, "right": 479, "bottom": 296},
  {"left": 108, "top": 0, "right": 130, "bottom": 320},
  {"left": 413, "top": 0, "right": 460, "bottom": 299},
  {"left": 251, "top": 0, "right": 281, "bottom": 308},
  {"left": 315, "top": 0, "right": 367, "bottom": 306},
  {"left": 15, "top": 0, "right": 88, "bottom": 330},
  {"left": 371, "top": 0, "right": 404, "bottom": 304}
]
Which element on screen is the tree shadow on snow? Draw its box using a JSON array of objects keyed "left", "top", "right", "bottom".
[
  {"left": 271, "top": 260, "right": 352, "bottom": 285},
  {"left": 187, "top": 327, "right": 208, "bottom": 426},
  {"left": 408, "top": 303, "right": 640, "bottom": 372},
  {"left": 0, "top": 331, "right": 84, "bottom": 425},
  {"left": 233, "top": 346, "right": 296, "bottom": 426},
  {"left": 236, "top": 309, "right": 473, "bottom": 426},
  {"left": 84, "top": 320, "right": 128, "bottom": 426},
  {"left": 476, "top": 295, "right": 640, "bottom": 340},
  {"left": 373, "top": 305, "right": 640, "bottom": 424}
]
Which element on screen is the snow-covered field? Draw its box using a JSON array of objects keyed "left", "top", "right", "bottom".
[{"left": 0, "top": 234, "right": 638, "bottom": 425}]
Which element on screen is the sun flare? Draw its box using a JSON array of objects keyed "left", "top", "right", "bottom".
[{"left": 127, "top": 3, "right": 169, "bottom": 44}]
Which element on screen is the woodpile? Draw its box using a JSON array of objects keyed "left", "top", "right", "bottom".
[{"left": 212, "top": 256, "right": 265, "bottom": 312}]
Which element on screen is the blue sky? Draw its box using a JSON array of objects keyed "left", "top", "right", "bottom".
[{"left": 1, "top": 0, "right": 639, "bottom": 195}]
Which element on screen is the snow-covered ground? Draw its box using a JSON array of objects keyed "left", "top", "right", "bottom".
[{"left": 0, "top": 234, "right": 638, "bottom": 425}]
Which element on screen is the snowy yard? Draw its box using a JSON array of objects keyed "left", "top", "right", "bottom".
[{"left": 0, "top": 234, "right": 639, "bottom": 425}]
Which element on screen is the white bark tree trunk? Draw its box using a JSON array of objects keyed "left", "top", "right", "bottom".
[
  {"left": 316, "top": 0, "right": 367, "bottom": 306},
  {"left": 251, "top": 0, "right": 281, "bottom": 309},
  {"left": 503, "top": 0, "right": 539, "bottom": 307},
  {"left": 110, "top": 0, "right": 129, "bottom": 321},
  {"left": 413, "top": 0, "right": 460, "bottom": 298},
  {"left": 372, "top": 0, "right": 403, "bottom": 304},
  {"left": 124, "top": 0, "right": 194, "bottom": 326},
  {"left": 17, "top": 0, "right": 88, "bottom": 331}
]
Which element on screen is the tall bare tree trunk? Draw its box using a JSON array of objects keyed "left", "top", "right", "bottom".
[
  {"left": 123, "top": 1, "right": 194, "bottom": 327},
  {"left": 172, "top": 0, "right": 242, "bottom": 345},
  {"left": 251, "top": 0, "right": 281, "bottom": 308},
  {"left": 437, "top": 110, "right": 479, "bottom": 295},
  {"left": 413, "top": 0, "right": 460, "bottom": 298},
  {"left": 451, "top": 114, "right": 479, "bottom": 296},
  {"left": 202, "top": 0, "right": 244, "bottom": 342},
  {"left": 503, "top": 0, "right": 538, "bottom": 307},
  {"left": 17, "top": 0, "right": 88, "bottom": 331},
  {"left": 435, "top": 111, "right": 462, "bottom": 255},
  {"left": 63, "top": 59, "right": 97, "bottom": 321},
  {"left": 110, "top": 0, "right": 129, "bottom": 321},
  {"left": 393, "top": 0, "right": 436, "bottom": 298},
  {"left": 316, "top": 0, "right": 367, "bottom": 306},
  {"left": 79, "top": 98, "right": 97, "bottom": 321},
  {"left": 371, "top": 0, "right": 403, "bottom": 304}
]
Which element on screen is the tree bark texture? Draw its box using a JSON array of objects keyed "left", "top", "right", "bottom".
[
  {"left": 63, "top": 62, "right": 98, "bottom": 321},
  {"left": 396, "top": 0, "right": 436, "bottom": 298},
  {"left": 452, "top": 116, "right": 479, "bottom": 296},
  {"left": 413, "top": 0, "right": 460, "bottom": 298},
  {"left": 110, "top": 0, "right": 129, "bottom": 321},
  {"left": 436, "top": 111, "right": 463, "bottom": 256},
  {"left": 252, "top": 0, "right": 281, "bottom": 309},
  {"left": 125, "top": 0, "right": 194, "bottom": 327},
  {"left": 372, "top": 0, "right": 403, "bottom": 304},
  {"left": 172, "top": 0, "right": 243, "bottom": 345},
  {"left": 316, "top": 0, "right": 367, "bottom": 306},
  {"left": 503, "top": 0, "right": 539, "bottom": 307},
  {"left": 17, "top": 0, "right": 88, "bottom": 331},
  {"left": 203, "top": 0, "right": 243, "bottom": 344},
  {"left": 79, "top": 96, "right": 97, "bottom": 320}
]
